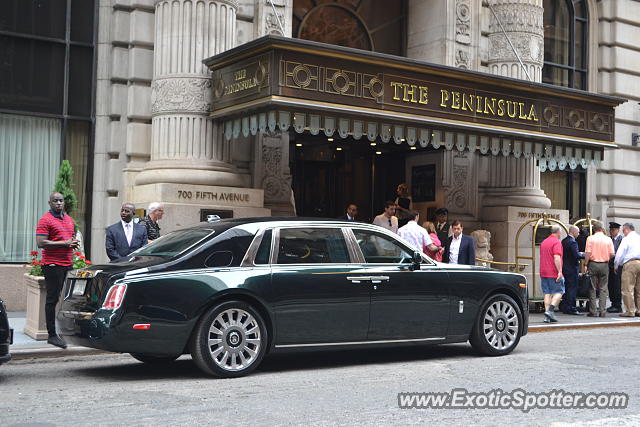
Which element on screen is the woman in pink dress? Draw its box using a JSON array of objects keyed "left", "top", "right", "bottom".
[{"left": 422, "top": 221, "right": 444, "bottom": 262}]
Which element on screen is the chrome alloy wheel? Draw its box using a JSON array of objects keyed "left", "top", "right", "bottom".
[
  {"left": 483, "top": 300, "right": 519, "bottom": 351},
  {"left": 208, "top": 308, "right": 262, "bottom": 372}
]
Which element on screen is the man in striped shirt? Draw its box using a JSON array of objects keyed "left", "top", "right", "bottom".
[{"left": 35, "top": 192, "right": 78, "bottom": 349}]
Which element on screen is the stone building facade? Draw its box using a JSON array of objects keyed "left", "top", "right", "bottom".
[
  {"left": 1, "top": 0, "right": 638, "bottom": 286},
  {"left": 84, "top": 0, "right": 640, "bottom": 267}
]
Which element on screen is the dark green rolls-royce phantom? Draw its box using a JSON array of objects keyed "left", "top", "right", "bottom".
[{"left": 58, "top": 217, "right": 528, "bottom": 378}]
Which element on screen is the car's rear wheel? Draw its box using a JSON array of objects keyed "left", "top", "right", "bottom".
[
  {"left": 190, "top": 301, "right": 267, "bottom": 378},
  {"left": 130, "top": 353, "right": 180, "bottom": 364},
  {"left": 470, "top": 294, "right": 522, "bottom": 356}
]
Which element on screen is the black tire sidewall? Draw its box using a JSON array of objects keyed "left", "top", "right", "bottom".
[
  {"left": 471, "top": 294, "right": 522, "bottom": 356},
  {"left": 191, "top": 300, "right": 268, "bottom": 378}
]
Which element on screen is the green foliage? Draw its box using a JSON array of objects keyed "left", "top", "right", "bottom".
[{"left": 53, "top": 160, "right": 78, "bottom": 215}]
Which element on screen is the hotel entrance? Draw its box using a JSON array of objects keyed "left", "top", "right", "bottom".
[{"left": 289, "top": 133, "right": 438, "bottom": 222}]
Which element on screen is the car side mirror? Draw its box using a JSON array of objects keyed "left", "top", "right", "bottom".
[{"left": 412, "top": 251, "right": 422, "bottom": 270}]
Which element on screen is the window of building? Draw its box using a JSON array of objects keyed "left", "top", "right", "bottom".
[
  {"left": 293, "top": 0, "right": 407, "bottom": 56},
  {"left": 540, "top": 170, "right": 586, "bottom": 220},
  {"left": 543, "top": 0, "right": 587, "bottom": 90},
  {"left": 0, "top": 0, "right": 96, "bottom": 262}
]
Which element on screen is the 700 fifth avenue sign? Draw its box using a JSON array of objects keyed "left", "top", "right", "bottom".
[{"left": 205, "top": 36, "right": 623, "bottom": 145}]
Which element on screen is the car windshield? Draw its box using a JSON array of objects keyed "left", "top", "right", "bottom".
[{"left": 132, "top": 228, "right": 214, "bottom": 257}]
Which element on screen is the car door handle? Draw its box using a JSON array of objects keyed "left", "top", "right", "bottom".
[
  {"left": 368, "top": 276, "right": 389, "bottom": 284},
  {"left": 347, "top": 276, "right": 370, "bottom": 284}
]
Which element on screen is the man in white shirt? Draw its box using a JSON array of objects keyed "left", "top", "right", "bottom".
[
  {"left": 398, "top": 211, "right": 440, "bottom": 254},
  {"left": 372, "top": 201, "right": 399, "bottom": 233},
  {"left": 613, "top": 223, "right": 640, "bottom": 317}
]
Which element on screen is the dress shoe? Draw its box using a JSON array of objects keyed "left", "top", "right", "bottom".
[
  {"left": 607, "top": 306, "right": 622, "bottom": 313},
  {"left": 599, "top": 312, "right": 606, "bottom": 317},
  {"left": 587, "top": 312, "right": 597, "bottom": 317},
  {"left": 619, "top": 312, "right": 635, "bottom": 318},
  {"left": 47, "top": 335, "right": 67, "bottom": 349},
  {"left": 563, "top": 311, "right": 582, "bottom": 315},
  {"left": 636, "top": 313, "right": 640, "bottom": 317}
]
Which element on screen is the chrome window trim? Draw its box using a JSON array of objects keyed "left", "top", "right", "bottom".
[{"left": 241, "top": 227, "right": 269, "bottom": 267}]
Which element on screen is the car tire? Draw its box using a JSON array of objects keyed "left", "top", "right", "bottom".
[
  {"left": 130, "top": 353, "right": 180, "bottom": 364},
  {"left": 189, "top": 300, "right": 268, "bottom": 378},
  {"left": 469, "top": 293, "right": 522, "bottom": 356}
]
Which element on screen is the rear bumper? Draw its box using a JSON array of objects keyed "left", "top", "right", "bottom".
[{"left": 57, "top": 310, "right": 191, "bottom": 356}]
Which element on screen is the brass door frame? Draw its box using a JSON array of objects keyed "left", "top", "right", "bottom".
[{"left": 514, "top": 214, "right": 569, "bottom": 301}]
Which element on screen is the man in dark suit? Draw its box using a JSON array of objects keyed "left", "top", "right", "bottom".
[
  {"left": 560, "top": 225, "right": 584, "bottom": 315},
  {"left": 443, "top": 220, "right": 476, "bottom": 265},
  {"left": 435, "top": 208, "right": 451, "bottom": 245},
  {"left": 607, "top": 221, "right": 624, "bottom": 313},
  {"left": 105, "top": 203, "right": 148, "bottom": 262},
  {"left": 340, "top": 204, "right": 358, "bottom": 221}
]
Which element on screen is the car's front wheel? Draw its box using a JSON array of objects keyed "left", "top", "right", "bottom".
[
  {"left": 470, "top": 294, "right": 522, "bottom": 356},
  {"left": 190, "top": 301, "right": 268, "bottom": 378}
]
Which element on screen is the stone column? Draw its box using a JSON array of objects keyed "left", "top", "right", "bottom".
[
  {"left": 135, "top": 0, "right": 249, "bottom": 188},
  {"left": 487, "top": 0, "right": 544, "bottom": 81},
  {"left": 484, "top": 0, "right": 549, "bottom": 210},
  {"left": 482, "top": 0, "right": 553, "bottom": 286}
]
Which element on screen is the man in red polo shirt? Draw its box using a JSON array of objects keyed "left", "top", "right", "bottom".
[
  {"left": 35, "top": 192, "right": 78, "bottom": 348},
  {"left": 540, "top": 225, "right": 565, "bottom": 323}
]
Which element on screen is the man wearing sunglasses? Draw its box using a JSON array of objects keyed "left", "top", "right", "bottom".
[{"left": 372, "top": 201, "right": 399, "bottom": 233}]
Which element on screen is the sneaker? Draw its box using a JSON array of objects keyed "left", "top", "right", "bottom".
[
  {"left": 47, "top": 335, "right": 67, "bottom": 349},
  {"left": 544, "top": 310, "right": 558, "bottom": 323},
  {"left": 543, "top": 318, "right": 551, "bottom": 323}
]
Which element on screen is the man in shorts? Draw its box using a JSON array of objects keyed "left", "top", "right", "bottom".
[{"left": 540, "top": 225, "right": 565, "bottom": 322}]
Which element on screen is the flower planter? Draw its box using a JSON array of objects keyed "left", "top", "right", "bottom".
[{"left": 23, "top": 273, "right": 48, "bottom": 340}]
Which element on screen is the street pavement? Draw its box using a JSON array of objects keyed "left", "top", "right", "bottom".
[{"left": 1, "top": 326, "right": 639, "bottom": 426}]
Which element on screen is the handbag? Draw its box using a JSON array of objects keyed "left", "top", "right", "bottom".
[{"left": 577, "top": 273, "right": 591, "bottom": 298}]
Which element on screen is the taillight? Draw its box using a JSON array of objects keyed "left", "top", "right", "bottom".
[{"left": 102, "top": 284, "right": 127, "bottom": 309}]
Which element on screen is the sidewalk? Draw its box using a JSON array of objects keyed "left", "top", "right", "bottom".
[{"left": 6, "top": 310, "right": 640, "bottom": 360}]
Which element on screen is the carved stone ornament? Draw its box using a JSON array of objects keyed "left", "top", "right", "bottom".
[
  {"left": 261, "top": 134, "right": 292, "bottom": 201},
  {"left": 471, "top": 230, "right": 494, "bottom": 266},
  {"left": 150, "top": 77, "right": 213, "bottom": 115},
  {"left": 455, "top": 0, "right": 471, "bottom": 45}
]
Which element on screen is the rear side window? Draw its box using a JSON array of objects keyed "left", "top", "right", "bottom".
[
  {"left": 203, "top": 235, "right": 254, "bottom": 267},
  {"left": 276, "top": 228, "right": 349, "bottom": 264}
]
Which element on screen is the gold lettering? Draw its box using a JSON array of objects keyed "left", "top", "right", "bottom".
[
  {"left": 390, "top": 82, "right": 402, "bottom": 101},
  {"left": 476, "top": 95, "right": 483, "bottom": 113},
  {"left": 528, "top": 104, "right": 539, "bottom": 122},
  {"left": 497, "top": 99, "right": 505, "bottom": 116},
  {"left": 484, "top": 97, "right": 496, "bottom": 115},
  {"left": 440, "top": 89, "right": 450, "bottom": 107},
  {"left": 403, "top": 84, "right": 418, "bottom": 103},
  {"left": 451, "top": 91, "right": 461, "bottom": 109},
  {"left": 419, "top": 86, "right": 428, "bottom": 104},
  {"left": 462, "top": 93, "right": 474, "bottom": 111},
  {"left": 507, "top": 100, "right": 517, "bottom": 118},
  {"left": 518, "top": 102, "right": 527, "bottom": 120}
]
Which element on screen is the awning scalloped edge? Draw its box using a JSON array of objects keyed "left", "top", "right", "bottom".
[{"left": 222, "top": 110, "right": 602, "bottom": 171}]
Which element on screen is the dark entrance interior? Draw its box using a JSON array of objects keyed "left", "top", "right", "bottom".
[{"left": 289, "top": 133, "right": 433, "bottom": 222}]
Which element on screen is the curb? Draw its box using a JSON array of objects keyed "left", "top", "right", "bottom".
[
  {"left": 7, "top": 320, "right": 640, "bottom": 360},
  {"left": 529, "top": 319, "right": 640, "bottom": 333},
  {"left": 10, "top": 346, "right": 108, "bottom": 361}
]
